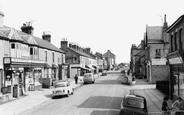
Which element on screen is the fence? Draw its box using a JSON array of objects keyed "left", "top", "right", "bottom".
[{"left": 156, "top": 80, "right": 169, "bottom": 96}]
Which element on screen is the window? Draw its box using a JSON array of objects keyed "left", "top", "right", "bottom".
[
  {"left": 179, "top": 29, "right": 182, "bottom": 50},
  {"left": 155, "top": 49, "right": 161, "bottom": 58},
  {"left": 11, "top": 43, "right": 15, "bottom": 49},
  {"left": 52, "top": 52, "right": 54, "bottom": 63},
  {"left": 45, "top": 51, "right": 47, "bottom": 62},
  {"left": 171, "top": 35, "right": 173, "bottom": 52},
  {"left": 30, "top": 47, "right": 33, "bottom": 55},
  {"left": 174, "top": 32, "right": 178, "bottom": 51}
]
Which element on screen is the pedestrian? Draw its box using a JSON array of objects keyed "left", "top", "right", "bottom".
[
  {"left": 74, "top": 74, "right": 78, "bottom": 84},
  {"left": 172, "top": 97, "right": 183, "bottom": 110},
  {"left": 162, "top": 96, "right": 172, "bottom": 115},
  {"left": 132, "top": 76, "right": 136, "bottom": 85}
]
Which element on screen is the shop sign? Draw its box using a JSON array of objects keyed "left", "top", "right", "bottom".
[
  {"left": 12, "top": 58, "right": 31, "bottom": 63},
  {"left": 151, "top": 58, "right": 167, "bottom": 65},
  {"left": 4, "top": 58, "right": 11, "bottom": 64},
  {"left": 169, "top": 57, "right": 183, "bottom": 64}
]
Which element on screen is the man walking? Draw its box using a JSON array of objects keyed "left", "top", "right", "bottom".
[{"left": 74, "top": 74, "right": 78, "bottom": 84}]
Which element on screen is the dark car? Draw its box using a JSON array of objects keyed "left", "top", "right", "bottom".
[{"left": 119, "top": 94, "right": 148, "bottom": 115}]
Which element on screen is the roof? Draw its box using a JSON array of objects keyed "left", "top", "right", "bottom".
[
  {"left": 166, "top": 14, "right": 184, "bottom": 33},
  {"left": 103, "top": 50, "right": 115, "bottom": 57},
  {"left": 0, "top": 26, "right": 65, "bottom": 53},
  {"left": 146, "top": 26, "right": 162, "bottom": 40},
  {"left": 68, "top": 47, "right": 92, "bottom": 58},
  {"left": 125, "top": 94, "right": 145, "bottom": 101}
]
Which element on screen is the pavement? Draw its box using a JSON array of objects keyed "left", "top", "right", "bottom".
[
  {"left": 130, "top": 78, "right": 174, "bottom": 115},
  {"left": 0, "top": 72, "right": 174, "bottom": 115}
]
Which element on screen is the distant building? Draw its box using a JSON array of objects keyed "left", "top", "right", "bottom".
[
  {"left": 103, "top": 50, "right": 116, "bottom": 70},
  {"left": 60, "top": 39, "right": 98, "bottom": 78}
]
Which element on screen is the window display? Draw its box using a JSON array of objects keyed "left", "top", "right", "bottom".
[
  {"left": 179, "top": 73, "right": 184, "bottom": 98},
  {"left": 173, "top": 73, "right": 179, "bottom": 96}
]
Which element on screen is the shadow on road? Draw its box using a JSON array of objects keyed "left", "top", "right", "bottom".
[
  {"left": 78, "top": 96, "right": 122, "bottom": 110},
  {"left": 95, "top": 76, "right": 123, "bottom": 85},
  {"left": 90, "top": 110, "right": 119, "bottom": 115}
]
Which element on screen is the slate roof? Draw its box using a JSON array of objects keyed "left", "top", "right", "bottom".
[
  {"left": 103, "top": 50, "right": 115, "bottom": 57},
  {"left": 146, "top": 26, "right": 162, "bottom": 40},
  {"left": 0, "top": 26, "right": 65, "bottom": 53},
  {"left": 166, "top": 14, "right": 184, "bottom": 33},
  {"left": 68, "top": 47, "right": 92, "bottom": 58}
]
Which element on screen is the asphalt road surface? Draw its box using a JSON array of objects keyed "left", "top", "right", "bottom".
[{"left": 19, "top": 71, "right": 130, "bottom": 115}]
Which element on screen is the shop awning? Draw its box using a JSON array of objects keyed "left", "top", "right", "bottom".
[
  {"left": 44, "top": 63, "right": 51, "bottom": 68},
  {"left": 85, "top": 65, "right": 95, "bottom": 70},
  {"left": 80, "top": 66, "right": 90, "bottom": 70},
  {"left": 92, "top": 65, "right": 99, "bottom": 68},
  {"left": 52, "top": 64, "right": 58, "bottom": 69}
]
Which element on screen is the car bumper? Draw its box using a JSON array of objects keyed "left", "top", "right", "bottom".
[{"left": 52, "top": 91, "right": 67, "bottom": 96}]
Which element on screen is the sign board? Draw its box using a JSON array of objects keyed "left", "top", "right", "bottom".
[
  {"left": 151, "top": 58, "right": 167, "bottom": 65},
  {"left": 169, "top": 57, "right": 183, "bottom": 64}
]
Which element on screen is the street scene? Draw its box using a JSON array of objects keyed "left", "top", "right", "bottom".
[
  {"left": 0, "top": 70, "right": 174, "bottom": 115},
  {"left": 1, "top": 0, "right": 184, "bottom": 115}
]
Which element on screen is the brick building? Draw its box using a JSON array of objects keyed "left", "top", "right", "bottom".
[{"left": 167, "top": 14, "right": 184, "bottom": 100}]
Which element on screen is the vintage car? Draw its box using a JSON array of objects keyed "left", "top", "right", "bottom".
[
  {"left": 83, "top": 73, "right": 95, "bottom": 84},
  {"left": 122, "top": 76, "right": 131, "bottom": 85},
  {"left": 52, "top": 80, "right": 74, "bottom": 97},
  {"left": 102, "top": 70, "right": 108, "bottom": 76},
  {"left": 119, "top": 94, "right": 148, "bottom": 115}
]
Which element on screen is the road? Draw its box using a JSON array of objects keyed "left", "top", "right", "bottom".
[{"left": 19, "top": 71, "right": 130, "bottom": 115}]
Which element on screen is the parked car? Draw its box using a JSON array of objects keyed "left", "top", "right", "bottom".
[
  {"left": 83, "top": 73, "right": 95, "bottom": 84},
  {"left": 119, "top": 94, "right": 148, "bottom": 115},
  {"left": 52, "top": 80, "right": 74, "bottom": 98},
  {"left": 102, "top": 70, "right": 108, "bottom": 76},
  {"left": 122, "top": 76, "right": 131, "bottom": 85}
]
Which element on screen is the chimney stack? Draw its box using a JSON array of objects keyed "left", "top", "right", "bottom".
[
  {"left": 163, "top": 14, "right": 168, "bottom": 30},
  {"left": 60, "top": 38, "right": 68, "bottom": 49},
  {"left": 0, "top": 11, "right": 4, "bottom": 27},
  {"left": 85, "top": 47, "right": 91, "bottom": 54},
  {"left": 42, "top": 31, "right": 51, "bottom": 42},
  {"left": 21, "top": 22, "right": 34, "bottom": 35}
]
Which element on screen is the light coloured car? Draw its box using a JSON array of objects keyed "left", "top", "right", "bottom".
[
  {"left": 83, "top": 73, "right": 95, "bottom": 84},
  {"left": 52, "top": 80, "right": 74, "bottom": 97}
]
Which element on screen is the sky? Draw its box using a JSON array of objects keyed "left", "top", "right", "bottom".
[{"left": 1, "top": 0, "right": 184, "bottom": 64}]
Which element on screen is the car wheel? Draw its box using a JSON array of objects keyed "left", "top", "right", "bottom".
[
  {"left": 71, "top": 89, "right": 74, "bottom": 95},
  {"left": 66, "top": 91, "right": 69, "bottom": 97}
]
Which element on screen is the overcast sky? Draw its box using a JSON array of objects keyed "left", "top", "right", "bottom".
[{"left": 1, "top": 0, "right": 184, "bottom": 64}]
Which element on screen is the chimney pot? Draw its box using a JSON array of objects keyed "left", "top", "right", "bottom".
[{"left": 42, "top": 31, "right": 51, "bottom": 42}]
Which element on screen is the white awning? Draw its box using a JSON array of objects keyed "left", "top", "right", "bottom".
[
  {"left": 85, "top": 65, "right": 95, "bottom": 70},
  {"left": 92, "top": 65, "right": 99, "bottom": 68}
]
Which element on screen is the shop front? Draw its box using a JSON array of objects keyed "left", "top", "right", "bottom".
[
  {"left": 3, "top": 57, "right": 44, "bottom": 98},
  {"left": 168, "top": 51, "right": 184, "bottom": 100}
]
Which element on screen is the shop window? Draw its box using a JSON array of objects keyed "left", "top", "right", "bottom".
[
  {"left": 179, "top": 73, "right": 184, "bottom": 98},
  {"left": 173, "top": 73, "right": 179, "bottom": 96}
]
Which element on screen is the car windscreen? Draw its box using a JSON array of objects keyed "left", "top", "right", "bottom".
[
  {"left": 125, "top": 99, "right": 144, "bottom": 109},
  {"left": 84, "top": 74, "right": 92, "bottom": 77}
]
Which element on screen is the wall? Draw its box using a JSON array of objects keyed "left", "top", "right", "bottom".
[
  {"left": 151, "top": 65, "right": 170, "bottom": 83},
  {"left": 71, "top": 68, "right": 77, "bottom": 78}
]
